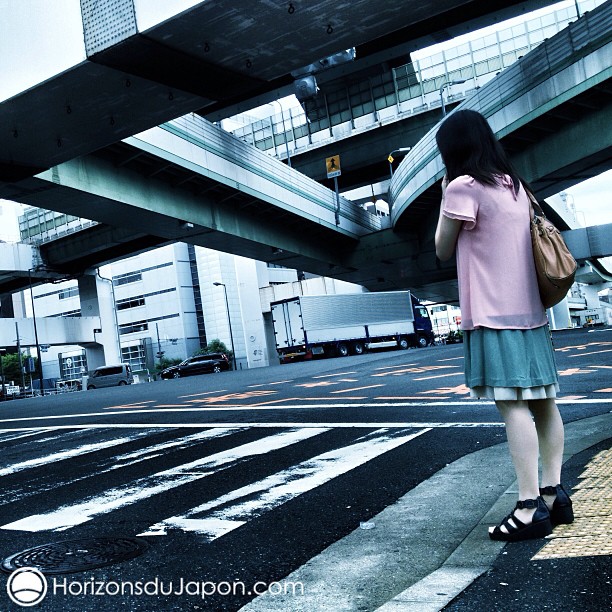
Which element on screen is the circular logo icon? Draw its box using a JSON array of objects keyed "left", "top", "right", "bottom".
[{"left": 6, "top": 568, "right": 47, "bottom": 607}]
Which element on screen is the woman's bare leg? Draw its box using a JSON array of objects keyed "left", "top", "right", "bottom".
[
  {"left": 490, "top": 399, "right": 540, "bottom": 533},
  {"left": 530, "top": 398, "right": 565, "bottom": 509}
]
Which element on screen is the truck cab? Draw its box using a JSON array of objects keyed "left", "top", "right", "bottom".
[{"left": 411, "top": 295, "right": 435, "bottom": 347}]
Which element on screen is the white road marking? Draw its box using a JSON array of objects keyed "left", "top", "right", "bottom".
[
  {"left": 1, "top": 428, "right": 327, "bottom": 532},
  {"left": 0, "top": 429, "right": 58, "bottom": 442},
  {"left": 0, "top": 398, "right": 607, "bottom": 426},
  {"left": 0, "top": 422, "right": 505, "bottom": 433},
  {"left": 0, "top": 430, "right": 160, "bottom": 478},
  {"left": 139, "top": 428, "right": 430, "bottom": 539},
  {"left": 0, "top": 429, "right": 249, "bottom": 506}
]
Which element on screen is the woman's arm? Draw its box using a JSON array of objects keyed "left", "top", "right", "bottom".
[{"left": 435, "top": 177, "right": 463, "bottom": 261}]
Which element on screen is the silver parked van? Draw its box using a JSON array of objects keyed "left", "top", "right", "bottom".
[{"left": 87, "top": 364, "right": 133, "bottom": 390}]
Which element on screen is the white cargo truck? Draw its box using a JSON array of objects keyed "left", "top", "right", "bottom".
[{"left": 271, "top": 291, "right": 434, "bottom": 363}]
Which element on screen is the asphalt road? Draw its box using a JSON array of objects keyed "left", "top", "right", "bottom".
[{"left": 0, "top": 326, "right": 609, "bottom": 610}]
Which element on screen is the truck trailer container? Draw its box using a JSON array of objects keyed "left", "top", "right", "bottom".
[{"left": 271, "top": 291, "right": 434, "bottom": 362}]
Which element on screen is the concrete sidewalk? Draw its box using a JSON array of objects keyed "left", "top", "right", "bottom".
[{"left": 239, "top": 413, "right": 611, "bottom": 611}]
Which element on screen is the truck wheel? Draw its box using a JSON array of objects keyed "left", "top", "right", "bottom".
[
  {"left": 337, "top": 343, "right": 349, "bottom": 357},
  {"left": 398, "top": 337, "right": 409, "bottom": 350},
  {"left": 417, "top": 334, "right": 428, "bottom": 348},
  {"left": 351, "top": 342, "right": 364, "bottom": 355}
]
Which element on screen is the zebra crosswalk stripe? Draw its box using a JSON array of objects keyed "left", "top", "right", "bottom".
[
  {"left": 139, "top": 427, "right": 429, "bottom": 540},
  {"left": 0, "top": 427, "right": 327, "bottom": 533}
]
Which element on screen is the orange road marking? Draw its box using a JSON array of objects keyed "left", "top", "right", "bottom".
[
  {"left": 179, "top": 390, "right": 227, "bottom": 398},
  {"left": 375, "top": 396, "right": 452, "bottom": 400},
  {"left": 373, "top": 365, "right": 457, "bottom": 377},
  {"left": 106, "top": 400, "right": 156, "bottom": 408},
  {"left": 568, "top": 349, "right": 612, "bottom": 358},
  {"left": 373, "top": 364, "right": 417, "bottom": 371},
  {"left": 331, "top": 384, "right": 385, "bottom": 394},
  {"left": 556, "top": 341, "right": 612, "bottom": 353},
  {"left": 187, "top": 390, "right": 278, "bottom": 403},
  {"left": 424, "top": 384, "right": 470, "bottom": 396},
  {"left": 247, "top": 397, "right": 301, "bottom": 407},
  {"left": 559, "top": 368, "right": 596, "bottom": 376},
  {"left": 104, "top": 404, "right": 154, "bottom": 410},
  {"left": 558, "top": 395, "right": 587, "bottom": 400},
  {"left": 414, "top": 373, "right": 463, "bottom": 381},
  {"left": 312, "top": 371, "right": 357, "bottom": 378},
  {"left": 296, "top": 381, "right": 339, "bottom": 388},
  {"left": 298, "top": 397, "right": 367, "bottom": 400},
  {"left": 247, "top": 380, "right": 293, "bottom": 387}
]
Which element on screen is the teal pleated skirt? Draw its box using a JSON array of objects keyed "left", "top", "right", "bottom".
[{"left": 464, "top": 325, "right": 559, "bottom": 400}]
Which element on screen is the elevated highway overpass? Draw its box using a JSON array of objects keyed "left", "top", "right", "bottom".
[
  {"left": 0, "top": 1, "right": 610, "bottom": 303},
  {"left": 1, "top": 0, "right": 553, "bottom": 183},
  {"left": 387, "top": 3, "right": 611, "bottom": 298}
]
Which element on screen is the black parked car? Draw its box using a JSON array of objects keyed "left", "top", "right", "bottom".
[{"left": 160, "top": 353, "right": 230, "bottom": 379}]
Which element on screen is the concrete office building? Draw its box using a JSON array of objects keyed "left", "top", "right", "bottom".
[
  {"left": 17, "top": 203, "right": 371, "bottom": 384},
  {"left": 22, "top": 232, "right": 277, "bottom": 381}
]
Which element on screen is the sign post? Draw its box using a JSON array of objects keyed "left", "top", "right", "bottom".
[{"left": 326, "top": 156, "right": 341, "bottom": 225}]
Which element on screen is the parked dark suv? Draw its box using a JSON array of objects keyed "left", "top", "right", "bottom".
[{"left": 160, "top": 353, "right": 230, "bottom": 379}]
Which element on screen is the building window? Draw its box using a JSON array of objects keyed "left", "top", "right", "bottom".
[
  {"left": 60, "top": 353, "right": 87, "bottom": 380},
  {"left": 121, "top": 344, "right": 146, "bottom": 371},
  {"left": 112, "top": 262, "right": 173, "bottom": 287},
  {"left": 118, "top": 320, "right": 149, "bottom": 335},
  {"left": 53, "top": 309, "right": 81, "bottom": 317},
  {"left": 116, "top": 296, "right": 146, "bottom": 310},
  {"left": 113, "top": 271, "right": 142, "bottom": 286},
  {"left": 58, "top": 287, "right": 79, "bottom": 300}
]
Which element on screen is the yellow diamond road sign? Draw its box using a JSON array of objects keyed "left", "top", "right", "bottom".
[
  {"left": 388, "top": 154, "right": 394, "bottom": 164},
  {"left": 326, "top": 155, "right": 341, "bottom": 178}
]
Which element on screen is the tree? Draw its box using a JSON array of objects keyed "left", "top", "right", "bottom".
[
  {"left": 0, "top": 352, "right": 35, "bottom": 387},
  {"left": 153, "top": 356, "right": 183, "bottom": 374},
  {"left": 194, "top": 339, "right": 233, "bottom": 367}
]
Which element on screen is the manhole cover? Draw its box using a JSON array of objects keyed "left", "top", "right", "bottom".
[{"left": 1, "top": 537, "right": 149, "bottom": 574}]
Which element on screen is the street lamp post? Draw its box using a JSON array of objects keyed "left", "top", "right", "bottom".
[
  {"left": 439, "top": 79, "right": 467, "bottom": 117},
  {"left": 387, "top": 147, "right": 412, "bottom": 181},
  {"left": 0, "top": 348, "right": 6, "bottom": 401},
  {"left": 28, "top": 269, "right": 45, "bottom": 396},
  {"left": 213, "top": 282, "right": 237, "bottom": 370}
]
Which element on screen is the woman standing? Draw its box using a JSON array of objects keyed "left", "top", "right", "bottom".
[{"left": 434, "top": 109, "right": 573, "bottom": 542}]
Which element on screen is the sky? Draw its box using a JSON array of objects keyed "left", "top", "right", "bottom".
[{"left": 563, "top": 169, "right": 612, "bottom": 227}]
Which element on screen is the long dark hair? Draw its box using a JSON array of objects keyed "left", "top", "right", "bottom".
[{"left": 436, "top": 109, "right": 520, "bottom": 194}]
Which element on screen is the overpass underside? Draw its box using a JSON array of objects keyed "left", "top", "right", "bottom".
[{"left": 1, "top": 2, "right": 610, "bottom": 303}]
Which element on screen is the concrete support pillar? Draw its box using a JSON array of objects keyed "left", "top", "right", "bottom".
[
  {"left": 582, "top": 285, "right": 601, "bottom": 309},
  {"left": 548, "top": 298, "right": 572, "bottom": 330},
  {"left": 78, "top": 273, "right": 121, "bottom": 369}
]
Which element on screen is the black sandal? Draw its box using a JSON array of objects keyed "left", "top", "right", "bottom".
[
  {"left": 540, "top": 484, "right": 574, "bottom": 526},
  {"left": 489, "top": 497, "right": 552, "bottom": 542}
]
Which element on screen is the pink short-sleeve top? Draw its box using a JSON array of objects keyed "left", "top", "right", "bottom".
[{"left": 442, "top": 175, "right": 547, "bottom": 330}]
